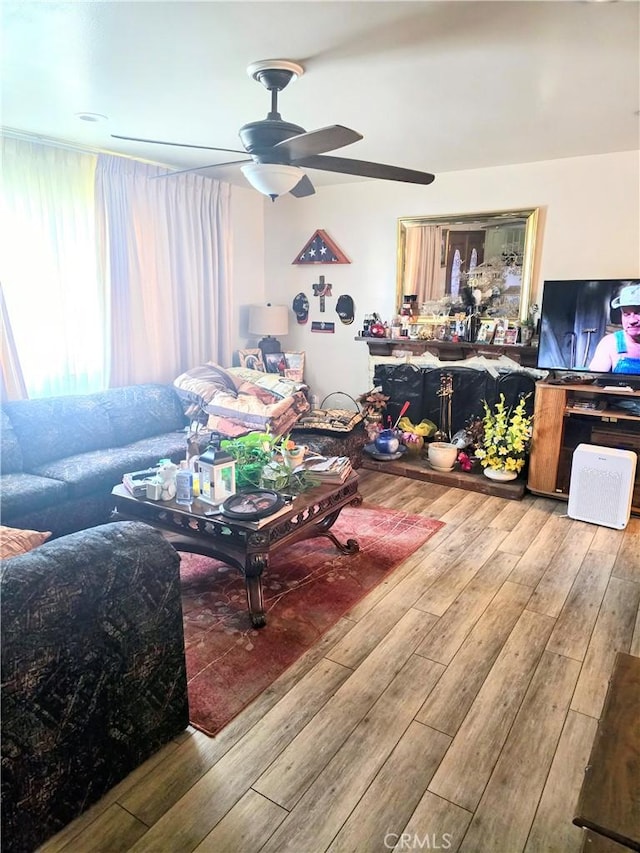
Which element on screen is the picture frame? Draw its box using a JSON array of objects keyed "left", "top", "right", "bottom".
[
  {"left": 284, "top": 351, "right": 304, "bottom": 381},
  {"left": 503, "top": 328, "right": 519, "bottom": 345},
  {"left": 264, "top": 351, "right": 305, "bottom": 379},
  {"left": 264, "top": 353, "right": 287, "bottom": 374},
  {"left": 237, "top": 348, "right": 265, "bottom": 372},
  {"left": 493, "top": 326, "right": 506, "bottom": 346},
  {"left": 221, "top": 489, "right": 284, "bottom": 520},
  {"left": 476, "top": 320, "right": 496, "bottom": 343}
]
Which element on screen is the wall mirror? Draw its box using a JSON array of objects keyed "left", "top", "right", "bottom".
[{"left": 396, "top": 208, "right": 539, "bottom": 324}]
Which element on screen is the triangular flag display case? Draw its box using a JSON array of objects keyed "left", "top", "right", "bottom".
[{"left": 292, "top": 230, "right": 350, "bottom": 265}]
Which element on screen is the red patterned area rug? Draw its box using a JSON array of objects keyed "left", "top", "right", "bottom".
[{"left": 180, "top": 504, "right": 444, "bottom": 736}]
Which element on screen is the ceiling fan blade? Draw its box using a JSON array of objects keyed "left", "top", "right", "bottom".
[
  {"left": 111, "top": 134, "right": 246, "bottom": 155},
  {"left": 274, "top": 125, "right": 362, "bottom": 161},
  {"left": 290, "top": 174, "right": 315, "bottom": 198},
  {"left": 150, "top": 159, "right": 252, "bottom": 179},
  {"left": 298, "top": 154, "right": 435, "bottom": 185}
]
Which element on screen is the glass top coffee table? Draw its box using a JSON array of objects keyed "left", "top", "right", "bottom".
[{"left": 111, "top": 473, "right": 361, "bottom": 627}]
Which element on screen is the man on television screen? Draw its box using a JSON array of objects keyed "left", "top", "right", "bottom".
[{"left": 589, "top": 283, "right": 640, "bottom": 374}]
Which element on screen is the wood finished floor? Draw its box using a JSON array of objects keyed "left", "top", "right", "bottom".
[{"left": 41, "top": 471, "right": 640, "bottom": 853}]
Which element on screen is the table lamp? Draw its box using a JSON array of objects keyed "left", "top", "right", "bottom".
[{"left": 249, "top": 303, "right": 289, "bottom": 357}]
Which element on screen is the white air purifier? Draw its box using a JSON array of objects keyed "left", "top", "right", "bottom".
[{"left": 568, "top": 444, "right": 637, "bottom": 529}]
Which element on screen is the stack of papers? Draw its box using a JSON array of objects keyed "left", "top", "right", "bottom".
[{"left": 304, "top": 455, "right": 353, "bottom": 483}]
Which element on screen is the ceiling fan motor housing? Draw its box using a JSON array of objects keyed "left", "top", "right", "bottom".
[
  {"left": 252, "top": 68, "right": 296, "bottom": 93},
  {"left": 239, "top": 120, "right": 306, "bottom": 161}
]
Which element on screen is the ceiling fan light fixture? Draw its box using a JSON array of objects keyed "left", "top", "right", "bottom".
[{"left": 241, "top": 163, "right": 302, "bottom": 200}]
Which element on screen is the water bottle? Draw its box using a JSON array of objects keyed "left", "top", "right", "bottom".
[{"left": 175, "top": 469, "right": 193, "bottom": 505}]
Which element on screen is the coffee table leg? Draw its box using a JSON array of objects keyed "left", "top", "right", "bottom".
[
  {"left": 314, "top": 509, "right": 360, "bottom": 555},
  {"left": 245, "top": 554, "right": 267, "bottom": 628}
]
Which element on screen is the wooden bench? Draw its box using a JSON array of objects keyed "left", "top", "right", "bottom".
[{"left": 573, "top": 652, "right": 640, "bottom": 852}]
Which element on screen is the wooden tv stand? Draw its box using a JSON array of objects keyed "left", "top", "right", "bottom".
[{"left": 527, "top": 381, "right": 640, "bottom": 515}]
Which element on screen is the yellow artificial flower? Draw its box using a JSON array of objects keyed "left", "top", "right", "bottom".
[{"left": 478, "top": 394, "right": 533, "bottom": 473}]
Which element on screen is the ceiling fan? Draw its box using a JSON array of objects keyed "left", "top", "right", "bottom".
[{"left": 111, "top": 59, "right": 435, "bottom": 200}]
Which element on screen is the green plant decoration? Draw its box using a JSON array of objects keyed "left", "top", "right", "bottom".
[
  {"left": 475, "top": 394, "right": 532, "bottom": 474},
  {"left": 221, "top": 431, "right": 319, "bottom": 494}
]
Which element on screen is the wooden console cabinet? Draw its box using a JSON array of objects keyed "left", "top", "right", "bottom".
[{"left": 528, "top": 382, "right": 640, "bottom": 515}]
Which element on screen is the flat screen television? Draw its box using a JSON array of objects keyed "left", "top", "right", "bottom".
[{"left": 537, "top": 279, "right": 640, "bottom": 386}]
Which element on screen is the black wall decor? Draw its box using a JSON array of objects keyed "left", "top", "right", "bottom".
[{"left": 311, "top": 321, "right": 335, "bottom": 334}]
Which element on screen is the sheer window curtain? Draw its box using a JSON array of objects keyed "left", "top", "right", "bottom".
[
  {"left": 0, "top": 283, "right": 28, "bottom": 400},
  {"left": 95, "top": 155, "right": 232, "bottom": 386},
  {"left": 1, "top": 137, "right": 105, "bottom": 397}
]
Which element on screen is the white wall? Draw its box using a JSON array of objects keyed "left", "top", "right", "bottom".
[
  {"left": 229, "top": 184, "right": 267, "bottom": 345},
  {"left": 263, "top": 150, "right": 640, "bottom": 402}
]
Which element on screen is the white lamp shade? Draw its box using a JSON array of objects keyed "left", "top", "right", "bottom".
[
  {"left": 241, "top": 163, "right": 302, "bottom": 199},
  {"left": 248, "top": 304, "right": 289, "bottom": 337}
]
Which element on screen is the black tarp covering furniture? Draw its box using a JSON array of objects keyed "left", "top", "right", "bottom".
[{"left": 373, "top": 363, "right": 537, "bottom": 436}]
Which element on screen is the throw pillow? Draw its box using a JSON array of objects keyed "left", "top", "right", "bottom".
[{"left": 0, "top": 525, "right": 51, "bottom": 559}]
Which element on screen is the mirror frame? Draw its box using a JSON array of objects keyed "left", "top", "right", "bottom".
[{"left": 396, "top": 207, "right": 539, "bottom": 324}]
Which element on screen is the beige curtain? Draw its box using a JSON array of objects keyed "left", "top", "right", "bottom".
[
  {"left": 403, "top": 225, "right": 443, "bottom": 304},
  {"left": 95, "top": 155, "right": 232, "bottom": 387}
]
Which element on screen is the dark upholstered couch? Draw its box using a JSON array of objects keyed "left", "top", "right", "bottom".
[
  {"left": 1, "top": 521, "right": 189, "bottom": 853},
  {"left": 0, "top": 384, "right": 210, "bottom": 539}
]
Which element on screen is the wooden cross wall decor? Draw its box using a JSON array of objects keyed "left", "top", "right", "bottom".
[
  {"left": 292, "top": 230, "right": 350, "bottom": 265},
  {"left": 313, "top": 275, "right": 332, "bottom": 312}
]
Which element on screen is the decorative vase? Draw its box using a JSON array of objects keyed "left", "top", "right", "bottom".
[
  {"left": 374, "top": 429, "right": 400, "bottom": 455},
  {"left": 483, "top": 467, "right": 518, "bottom": 482},
  {"left": 364, "top": 414, "right": 383, "bottom": 442},
  {"left": 404, "top": 435, "right": 424, "bottom": 456},
  {"left": 427, "top": 441, "right": 458, "bottom": 472}
]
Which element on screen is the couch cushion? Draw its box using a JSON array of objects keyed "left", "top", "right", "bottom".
[
  {"left": 0, "top": 472, "right": 69, "bottom": 521},
  {"left": 98, "top": 384, "right": 186, "bottom": 444},
  {"left": 0, "top": 410, "right": 23, "bottom": 474},
  {"left": 0, "top": 525, "right": 51, "bottom": 559},
  {"left": 30, "top": 431, "right": 192, "bottom": 499},
  {"left": 4, "top": 395, "right": 116, "bottom": 470}
]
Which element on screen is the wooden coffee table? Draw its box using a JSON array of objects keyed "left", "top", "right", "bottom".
[{"left": 111, "top": 473, "right": 362, "bottom": 627}]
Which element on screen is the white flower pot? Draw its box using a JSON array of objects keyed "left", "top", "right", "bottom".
[
  {"left": 483, "top": 467, "right": 518, "bottom": 482},
  {"left": 283, "top": 445, "right": 307, "bottom": 469},
  {"left": 427, "top": 442, "right": 458, "bottom": 472}
]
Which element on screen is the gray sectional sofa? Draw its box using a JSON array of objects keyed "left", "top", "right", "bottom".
[{"left": 1, "top": 383, "right": 209, "bottom": 538}]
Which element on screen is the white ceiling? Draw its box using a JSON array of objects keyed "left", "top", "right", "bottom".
[{"left": 2, "top": 1, "right": 639, "bottom": 191}]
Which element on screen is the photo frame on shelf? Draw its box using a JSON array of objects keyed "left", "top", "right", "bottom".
[
  {"left": 504, "top": 328, "right": 519, "bottom": 345},
  {"left": 264, "top": 353, "right": 287, "bottom": 374},
  {"left": 237, "top": 348, "right": 265, "bottom": 372},
  {"left": 284, "top": 351, "right": 305, "bottom": 381},
  {"left": 493, "top": 327, "right": 506, "bottom": 346},
  {"left": 476, "top": 320, "right": 496, "bottom": 343}
]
